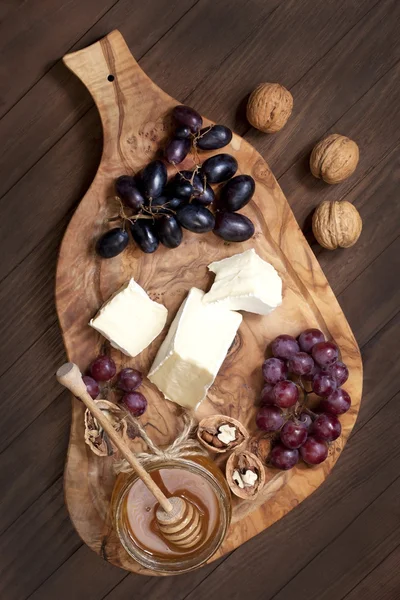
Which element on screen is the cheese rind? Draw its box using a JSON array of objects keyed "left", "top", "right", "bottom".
[
  {"left": 202, "top": 249, "right": 282, "bottom": 315},
  {"left": 148, "top": 288, "right": 242, "bottom": 409},
  {"left": 89, "top": 279, "right": 168, "bottom": 357}
]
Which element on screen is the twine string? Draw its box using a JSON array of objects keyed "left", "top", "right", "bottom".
[{"left": 114, "top": 412, "right": 208, "bottom": 474}]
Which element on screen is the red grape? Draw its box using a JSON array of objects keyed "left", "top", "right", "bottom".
[
  {"left": 312, "top": 372, "right": 337, "bottom": 397},
  {"left": 272, "top": 380, "right": 299, "bottom": 408},
  {"left": 82, "top": 375, "right": 100, "bottom": 399},
  {"left": 117, "top": 368, "right": 143, "bottom": 392},
  {"left": 122, "top": 392, "right": 148, "bottom": 417},
  {"left": 312, "top": 413, "right": 341, "bottom": 442},
  {"left": 300, "top": 436, "right": 328, "bottom": 465},
  {"left": 262, "top": 357, "right": 288, "bottom": 385},
  {"left": 320, "top": 388, "right": 351, "bottom": 415},
  {"left": 288, "top": 352, "right": 315, "bottom": 375},
  {"left": 270, "top": 444, "right": 299, "bottom": 470},
  {"left": 302, "top": 363, "right": 321, "bottom": 382},
  {"left": 256, "top": 406, "right": 284, "bottom": 432},
  {"left": 280, "top": 420, "right": 308, "bottom": 449},
  {"left": 89, "top": 356, "right": 116, "bottom": 382},
  {"left": 271, "top": 334, "right": 300, "bottom": 360},
  {"left": 260, "top": 383, "right": 274, "bottom": 405},
  {"left": 298, "top": 413, "right": 313, "bottom": 430},
  {"left": 298, "top": 328, "right": 325, "bottom": 353},
  {"left": 312, "top": 341, "right": 339, "bottom": 367},
  {"left": 324, "top": 361, "right": 349, "bottom": 386}
]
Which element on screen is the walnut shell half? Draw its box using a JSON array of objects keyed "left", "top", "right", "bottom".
[
  {"left": 310, "top": 134, "right": 359, "bottom": 184},
  {"left": 248, "top": 435, "right": 272, "bottom": 464},
  {"left": 197, "top": 415, "right": 249, "bottom": 454},
  {"left": 312, "top": 200, "right": 362, "bottom": 250},
  {"left": 246, "top": 82, "right": 293, "bottom": 133},
  {"left": 84, "top": 399, "right": 128, "bottom": 457},
  {"left": 226, "top": 450, "right": 266, "bottom": 500}
]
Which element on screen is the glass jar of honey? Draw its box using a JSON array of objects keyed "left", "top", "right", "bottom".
[{"left": 112, "top": 455, "right": 231, "bottom": 574}]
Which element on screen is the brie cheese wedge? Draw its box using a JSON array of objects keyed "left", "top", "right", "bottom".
[
  {"left": 148, "top": 288, "right": 242, "bottom": 409},
  {"left": 202, "top": 249, "right": 282, "bottom": 315},
  {"left": 89, "top": 278, "right": 168, "bottom": 357}
]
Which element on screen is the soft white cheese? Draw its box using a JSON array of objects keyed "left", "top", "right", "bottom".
[
  {"left": 89, "top": 279, "right": 168, "bottom": 357},
  {"left": 148, "top": 288, "right": 242, "bottom": 409},
  {"left": 202, "top": 248, "right": 282, "bottom": 315}
]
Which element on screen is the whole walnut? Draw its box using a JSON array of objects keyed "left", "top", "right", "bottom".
[
  {"left": 312, "top": 200, "right": 362, "bottom": 250},
  {"left": 310, "top": 134, "right": 359, "bottom": 184},
  {"left": 246, "top": 83, "right": 293, "bottom": 133}
]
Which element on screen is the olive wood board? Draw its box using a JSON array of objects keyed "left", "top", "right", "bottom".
[{"left": 56, "top": 30, "right": 363, "bottom": 576}]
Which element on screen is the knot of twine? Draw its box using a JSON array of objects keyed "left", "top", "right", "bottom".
[{"left": 114, "top": 411, "right": 208, "bottom": 474}]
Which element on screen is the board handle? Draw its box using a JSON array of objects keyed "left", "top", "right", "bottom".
[
  {"left": 63, "top": 30, "right": 140, "bottom": 109},
  {"left": 63, "top": 30, "right": 171, "bottom": 171}
]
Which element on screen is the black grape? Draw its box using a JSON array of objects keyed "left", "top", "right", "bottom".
[
  {"left": 196, "top": 125, "right": 232, "bottom": 150},
  {"left": 176, "top": 204, "right": 215, "bottom": 233},
  {"left": 115, "top": 176, "right": 145, "bottom": 212},
  {"left": 172, "top": 105, "right": 202, "bottom": 133},
  {"left": 193, "top": 182, "right": 215, "bottom": 206},
  {"left": 156, "top": 215, "right": 183, "bottom": 248},
  {"left": 213, "top": 212, "right": 255, "bottom": 242},
  {"left": 175, "top": 125, "right": 192, "bottom": 139},
  {"left": 216, "top": 175, "right": 255, "bottom": 212},
  {"left": 168, "top": 174, "right": 194, "bottom": 200},
  {"left": 130, "top": 220, "right": 159, "bottom": 253},
  {"left": 165, "top": 138, "right": 191, "bottom": 165},
  {"left": 96, "top": 228, "right": 129, "bottom": 258},
  {"left": 141, "top": 160, "right": 167, "bottom": 199},
  {"left": 201, "top": 153, "right": 238, "bottom": 183}
]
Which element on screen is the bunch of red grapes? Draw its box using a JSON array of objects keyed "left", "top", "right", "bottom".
[
  {"left": 82, "top": 355, "right": 147, "bottom": 417},
  {"left": 256, "top": 329, "right": 351, "bottom": 470}
]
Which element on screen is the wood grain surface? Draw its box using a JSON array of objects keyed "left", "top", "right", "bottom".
[
  {"left": 55, "top": 30, "right": 362, "bottom": 575},
  {"left": 1, "top": 0, "right": 399, "bottom": 598}
]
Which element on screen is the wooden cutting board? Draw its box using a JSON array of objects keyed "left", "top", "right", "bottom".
[{"left": 56, "top": 30, "right": 362, "bottom": 575}]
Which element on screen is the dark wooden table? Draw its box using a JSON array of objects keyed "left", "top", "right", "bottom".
[{"left": 1, "top": 1, "right": 399, "bottom": 598}]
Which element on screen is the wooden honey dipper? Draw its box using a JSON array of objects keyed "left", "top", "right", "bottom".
[{"left": 56, "top": 362, "right": 204, "bottom": 551}]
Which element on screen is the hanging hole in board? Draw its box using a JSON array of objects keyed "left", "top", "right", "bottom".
[{"left": 107, "top": 75, "right": 115, "bottom": 82}]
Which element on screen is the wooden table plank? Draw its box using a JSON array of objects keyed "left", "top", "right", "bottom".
[
  {"left": 0, "top": 479, "right": 81, "bottom": 600},
  {"left": 255, "top": 474, "right": 400, "bottom": 600},
  {"left": 0, "top": 394, "right": 70, "bottom": 535},
  {"left": 338, "top": 237, "right": 400, "bottom": 347},
  {"left": 0, "top": 0, "right": 199, "bottom": 199},
  {"left": 342, "top": 544, "right": 400, "bottom": 600},
  {"left": 0, "top": 0, "right": 117, "bottom": 118}
]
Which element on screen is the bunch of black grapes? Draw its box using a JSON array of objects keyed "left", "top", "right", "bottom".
[{"left": 96, "top": 105, "right": 256, "bottom": 258}]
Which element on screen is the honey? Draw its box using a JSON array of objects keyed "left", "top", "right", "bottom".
[
  {"left": 113, "top": 456, "right": 231, "bottom": 573},
  {"left": 124, "top": 466, "right": 219, "bottom": 557}
]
